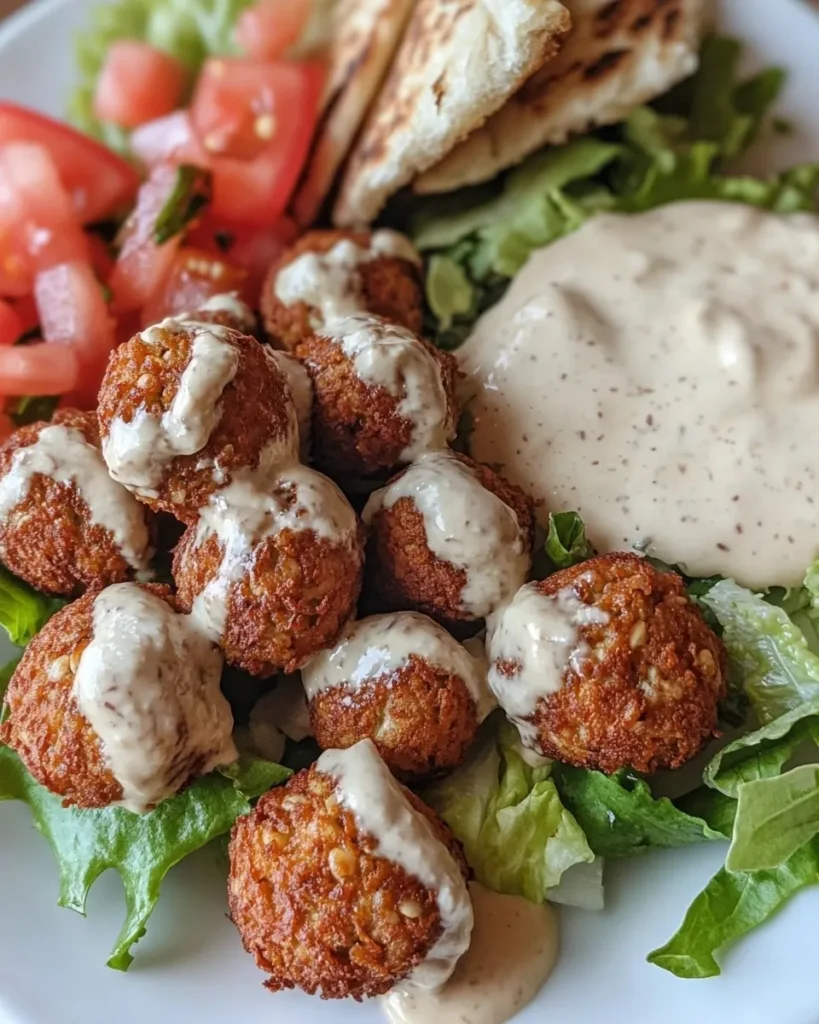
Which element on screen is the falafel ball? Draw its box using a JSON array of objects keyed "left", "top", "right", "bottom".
[
  {"left": 0, "top": 410, "right": 154, "bottom": 597},
  {"left": 0, "top": 583, "right": 235, "bottom": 810},
  {"left": 184, "top": 292, "right": 259, "bottom": 336},
  {"left": 98, "top": 316, "right": 298, "bottom": 524},
  {"left": 364, "top": 450, "right": 535, "bottom": 624},
  {"left": 487, "top": 553, "right": 727, "bottom": 774},
  {"left": 304, "top": 612, "right": 493, "bottom": 779},
  {"left": 261, "top": 229, "right": 424, "bottom": 352},
  {"left": 228, "top": 740, "right": 472, "bottom": 1000},
  {"left": 300, "top": 315, "right": 460, "bottom": 480},
  {"left": 173, "top": 464, "right": 363, "bottom": 675}
]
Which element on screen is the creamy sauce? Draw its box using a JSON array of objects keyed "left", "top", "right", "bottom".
[
  {"left": 264, "top": 348, "right": 313, "bottom": 459},
  {"left": 364, "top": 450, "right": 528, "bottom": 617},
  {"left": 460, "top": 202, "right": 819, "bottom": 588},
  {"left": 250, "top": 675, "right": 313, "bottom": 744},
  {"left": 382, "top": 883, "right": 559, "bottom": 1024},
  {"left": 103, "top": 323, "right": 240, "bottom": 496},
  {"left": 190, "top": 465, "right": 359, "bottom": 640},
  {"left": 196, "top": 292, "right": 257, "bottom": 333},
  {"left": 487, "top": 583, "right": 607, "bottom": 751},
  {"left": 274, "top": 230, "right": 421, "bottom": 325},
  {"left": 326, "top": 315, "right": 455, "bottom": 460},
  {"left": 317, "top": 740, "right": 473, "bottom": 990},
  {"left": 302, "top": 611, "right": 495, "bottom": 720},
  {"left": 72, "top": 584, "right": 236, "bottom": 812},
  {"left": 0, "top": 424, "right": 152, "bottom": 576}
]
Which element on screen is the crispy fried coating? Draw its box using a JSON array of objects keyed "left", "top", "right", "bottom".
[
  {"left": 365, "top": 454, "right": 535, "bottom": 624},
  {"left": 261, "top": 230, "right": 424, "bottom": 353},
  {"left": 97, "top": 321, "right": 296, "bottom": 524},
  {"left": 0, "top": 584, "right": 178, "bottom": 808},
  {"left": 310, "top": 654, "right": 479, "bottom": 780},
  {"left": 0, "top": 410, "right": 154, "bottom": 597},
  {"left": 495, "top": 553, "right": 727, "bottom": 774},
  {"left": 228, "top": 764, "right": 467, "bottom": 1000}
]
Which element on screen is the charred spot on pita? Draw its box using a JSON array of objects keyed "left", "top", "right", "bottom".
[{"left": 583, "top": 48, "right": 629, "bottom": 81}]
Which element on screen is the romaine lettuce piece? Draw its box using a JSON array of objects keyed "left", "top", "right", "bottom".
[
  {"left": 0, "top": 567, "right": 64, "bottom": 647},
  {"left": 422, "top": 717, "right": 597, "bottom": 908}
]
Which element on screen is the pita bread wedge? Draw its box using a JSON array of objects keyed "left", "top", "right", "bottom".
[
  {"left": 415, "top": 0, "right": 708, "bottom": 195},
  {"left": 333, "top": 0, "right": 572, "bottom": 227},
  {"left": 292, "top": 0, "right": 417, "bottom": 226}
]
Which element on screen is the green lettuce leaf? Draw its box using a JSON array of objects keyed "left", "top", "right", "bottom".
[
  {"left": 0, "top": 745, "right": 290, "bottom": 970},
  {"left": 422, "top": 717, "right": 596, "bottom": 907},
  {"left": 412, "top": 35, "right": 819, "bottom": 347},
  {"left": 647, "top": 836, "right": 819, "bottom": 979},
  {"left": 726, "top": 764, "right": 819, "bottom": 873},
  {"left": 544, "top": 511, "right": 596, "bottom": 571},
  {"left": 69, "top": 0, "right": 255, "bottom": 150},
  {"left": 0, "top": 567, "right": 64, "bottom": 647},
  {"left": 554, "top": 766, "right": 726, "bottom": 859},
  {"left": 426, "top": 254, "right": 475, "bottom": 332}
]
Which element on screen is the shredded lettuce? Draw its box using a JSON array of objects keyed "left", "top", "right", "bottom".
[
  {"left": 422, "top": 717, "right": 597, "bottom": 909},
  {"left": 0, "top": 567, "right": 64, "bottom": 647},
  {"left": 69, "top": 0, "right": 255, "bottom": 150},
  {"left": 412, "top": 36, "right": 819, "bottom": 347},
  {"left": 554, "top": 767, "right": 725, "bottom": 859},
  {"left": 0, "top": 659, "right": 290, "bottom": 969}
]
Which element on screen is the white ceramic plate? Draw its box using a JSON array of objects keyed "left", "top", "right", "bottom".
[{"left": 1, "top": 1, "right": 819, "bottom": 1022}]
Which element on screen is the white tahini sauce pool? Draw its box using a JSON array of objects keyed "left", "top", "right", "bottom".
[{"left": 459, "top": 201, "right": 819, "bottom": 588}]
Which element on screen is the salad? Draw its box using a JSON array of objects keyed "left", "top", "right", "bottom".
[{"left": 1, "top": 0, "right": 819, "bottom": 1020}]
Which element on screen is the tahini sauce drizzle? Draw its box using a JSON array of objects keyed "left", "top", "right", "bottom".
[
  {"left": 0, "top": 424, "right": 152, "bottom": 575},
  {"left": 363, "top": 449, "right": 528, "bottom": 617},
  {"left": 487, "top": 582, "right": 607, "bottom": 751},
  {"left": 190, "top": 464, "right": 359, "bottom": 640},
  {"left": 316, "top": 740, "right": 473, "bottom": 991},
  {"left": 103, "top": 322, "right": 240, "bottom": 496},
  {"left": 73, "top": 584, "right": 236, "bottom": 812},
  {"left": 274, "top": 230, "right": 421, "bottom": 325},
  {"left": 325, "top": 315, "right": 455, "bottom": 460},
  {"left": 302, "top": 611, "right": 496, "bottom": 720},
  {"left": 460, "top": 202, "right": 819, "bottom": 588},
  {"left": 263, "top": 348, "right": 314, "bottom": 459},
  {"left": 382, "top": 883, "right": 559, "bottom": 1024}
]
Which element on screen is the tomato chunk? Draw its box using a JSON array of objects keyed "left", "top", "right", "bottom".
[
  {"left": 94, "top": 42, "right": 188, "bottom": 129},
  {"left": 0, "top": 300, "right": 23, "bottom": 346},
  {"left": 235, "top": 0, "right": 311, "bottom": 60},
  {"left": 0, "top": 343, "right": 80, "bottom": 396},
  {"left": 110, "top": 163, "right": 183, "bottom": 312},
  {"left": 0, "top": 143, "right": 90, "bottom": 294},
  {"left": 142, "top": 247, "right": 248, "bottom": 324},
  {"left": 0, "top": 103, "right": 139, "bottom": 223},
  {"left": 131, "top": 110, "right": 210, "bottom": 170}
]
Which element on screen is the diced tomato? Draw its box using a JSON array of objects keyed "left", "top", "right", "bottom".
[
  {"left": 192, "top": 58, "right": 323, "bottom": 162},
  {"left": 34, "top": 261, "right": 116, "bottom": 408},
  {"left": 0, "top": 343, "right": 80, "bottom": 396},
  {"left": 0, "top": 103, "right": 139, "bottom": 223},
  {"left": 8, "top": 294, "right": 38, "bottom": 335},
  {"left": 142, "top": 247, "right": 248, "bottom": 324},
  {"left": 0, "top": 143, "right": 90, "bottom": 295},
  {"left": 130, "top": 110, "right": 210, "bottom": 170},
  {"left": 235, "top": 0, "right": 311, "bottom": 61},
  {"left": 110, "top": 163, "right": 183, "bottom": 312},
  {"left": 86, "top": 232, "right": 115, "bottom": 285},
  {"left": 0, "top": 413, "right": 14, "bottom": 443},
  {"left": 94, "top": 42, "right": 188, "bottom": 130},
  {"left": 0, "top": 300, "right": 23, "bottom": 346}
]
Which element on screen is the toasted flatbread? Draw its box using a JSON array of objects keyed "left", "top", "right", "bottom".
[
  {"left": 291, "top": 0, "right": 417, "bottom": 227},
  {"left": 333, "top": 0, "right": 571, "bottom": 227},
  {"left": 415, "top": 0, "right": 708, "bottom": 194}
]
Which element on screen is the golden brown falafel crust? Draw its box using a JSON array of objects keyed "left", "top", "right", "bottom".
[
  {"left": 310, "top": 655, "right": 480, "bottom": 780},
  {"left": 173, "top": 524, "right": 363, "bottom": 675},
  {"left": 298, "top": 333, "right": 459, "bottom": 480},
  {"left": 97, "top": 322, "right": 294, "bottom": 524},
  {"left": 496, "top": 553, "right": 727, "bottom": 774},
  {"left": 0, "top": 584, "right": 178, "bottom": 808},
  {"left": 0, "top": 410, "right": 154, "bottom": 598},
  {"left": 366, "top": 454, "right": 536, "bottom": 624},
  {"left": 261, "top": 230, "right": 424, "bottom": 353},
  {"left": 228, "top": 765, "right": 467, "bottom": 1000}
]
